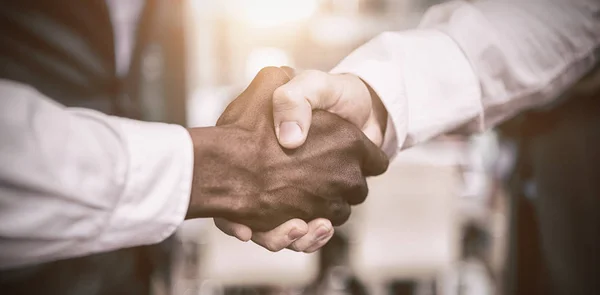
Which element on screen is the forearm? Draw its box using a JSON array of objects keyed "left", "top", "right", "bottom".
[
  {"left": 432, "top": 0, "right": 600, "bottom": 129},
  {"left": 332, "top": 0, "right": 600, "bottom": 157},
  {"left": 0, "top": 80, "right": 193, "bottom": 269}
]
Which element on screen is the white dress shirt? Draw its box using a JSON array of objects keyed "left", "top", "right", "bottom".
[
  {"left": 0, "top": 0, "right": 598, "bottom": 270},
  {"left": 332, "top": 0, "right": 600, "bottom": 158},
  {"left": 0, "top": 0, "right": 192, "bottom": 270},
  {"left": 0, "top": 82, "right": 193, "bottom": 270}
]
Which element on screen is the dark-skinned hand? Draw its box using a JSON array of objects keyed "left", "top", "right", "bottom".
[{"left": 186, "top": 67, "right": 389, "bottom": 232}]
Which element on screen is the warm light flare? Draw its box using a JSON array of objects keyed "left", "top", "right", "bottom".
[
  {"left": 238, "top": 0, "right": 318, "bottom": 28},
  {"left": 245, "top": 47, "right": 293, "bottom": 82}
]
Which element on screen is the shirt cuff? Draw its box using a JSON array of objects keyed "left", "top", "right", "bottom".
[
  {"left": 94, "top": 118, "right": 193, "bottom": 252},
  {"left": 331, "top": 29, "right": 481, "bottom": 158}
]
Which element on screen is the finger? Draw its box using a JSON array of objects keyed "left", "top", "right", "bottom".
[
  {"left": 327, "top": 201, "right": 352, "bottom": 227},
  {"left": 303, "top": 231, "right": 334, "bottom": 253},
  {"left": 272, "top": 70, "right": 343, "bottom": 149},
  {"left": 344, "top": 174, "right": 369, "bottom": 205},
  {"left": 288, "top": 218, "right": 334, "bottom": 252},
  {"left": 359, "top": 133, "right": 390, "bottom": 176},
  {"left": 214, "top": 218, "right": 252, "bottom": 242},
  {"left": 251, "top": 219, "right": 309, "bottom": 252}
]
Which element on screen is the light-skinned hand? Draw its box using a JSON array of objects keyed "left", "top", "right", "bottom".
[{"left": 215, "top": 67, "right": 388, "bottom": 252}]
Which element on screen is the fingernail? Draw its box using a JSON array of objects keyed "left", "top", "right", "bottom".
[
  {"left": 315, "top": 226, "right": 331, "bottom": 241},
  {"left": 288, "top": 228, "right": 304, "bottom": 241},
  {"left": 278, "top": 122, "right": 302, "bottom": 145}
]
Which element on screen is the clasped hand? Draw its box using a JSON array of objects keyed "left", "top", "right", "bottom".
[{"left": 187, "top": 67, "right": 388, "bottom": 252}]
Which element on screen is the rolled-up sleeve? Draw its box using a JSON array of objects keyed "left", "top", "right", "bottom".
[
  {"left": 332, "top": 0, "right": 600, "bottom": 159},
  {"left": 0, "top": 79, "right": 193, "bottom": 270}
]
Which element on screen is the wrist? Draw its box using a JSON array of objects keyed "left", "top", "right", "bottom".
[
  {"left": 366, "top": 82, "right": 388, "bottom": 138},
  {"left": 185, "top": 126, "right": 257, "bottom": 220},
  {"left": 356, "top": 76, "right": 388, "bottom": 147}
]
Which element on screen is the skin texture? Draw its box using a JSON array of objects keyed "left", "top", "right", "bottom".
[
  {"left": 186, "top": 67, "right": 389, "bottom": 232},
  {"left": 215, "top": 68, "right": 389, "bottom": 252}
]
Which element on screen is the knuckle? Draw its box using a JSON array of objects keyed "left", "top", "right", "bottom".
[
  {"left": 273, "top": 86, "right": 291, "bottom": 101},
  {"left": 353, "top": 130, "right": 367, "bottom": 145},
  {"left": 273, "top": 87, "right": 302, "bottom": 111},
  {"left": 328, "top": 201, "right": 351, "bottom": 226},
  {"left": 342, "top": 127, "right": 364, "bottom": 148},
  {"left": 345, "top": 179, "right": 362, "bottom": 193},
  {"left": 375, "top": 158, "right": 390, "bottom": 175},
  {"left": 346, "top": 178, "right": 368, "bottom": 205},
  {"left": 289, "top": 221, "right": 309, "bottom": 234}
]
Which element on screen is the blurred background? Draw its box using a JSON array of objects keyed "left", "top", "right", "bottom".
[{"left": 158, "top": 0, "right": 511, "bottom": 295}]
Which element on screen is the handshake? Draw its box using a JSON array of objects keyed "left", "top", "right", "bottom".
[{"left": 185, "top": 67, "right": 389, "bottom": 252}]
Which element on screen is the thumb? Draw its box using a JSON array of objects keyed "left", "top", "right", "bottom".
[
  {"left": 272, "top": 85, "right": 312, "bottom": 149},
  {"left": 272, "top": 70, "right": 342, "bottom": 149}
]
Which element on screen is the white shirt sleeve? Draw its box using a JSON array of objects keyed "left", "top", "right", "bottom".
[
  {"left": 331, "top": 0, "right": 600, "bottom": 158},
  {"left": 0, "top": 79, "right": 193, "bottom": 270}
]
